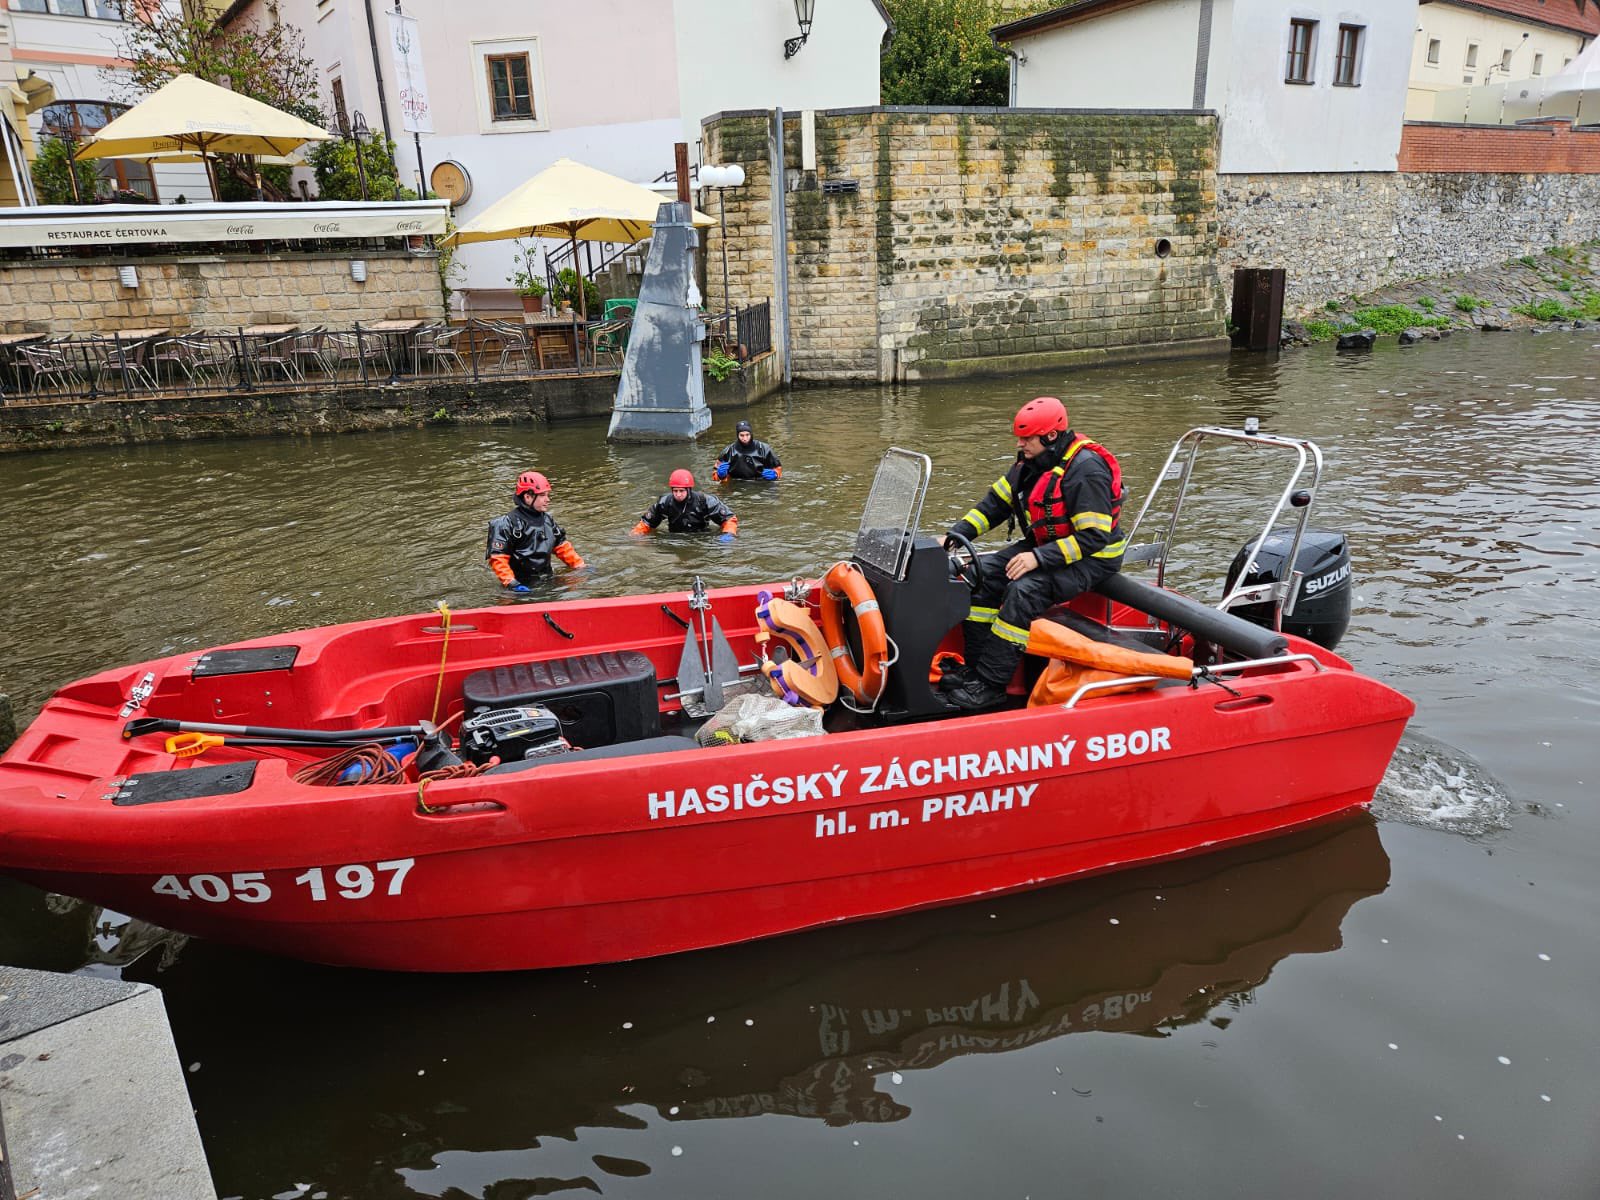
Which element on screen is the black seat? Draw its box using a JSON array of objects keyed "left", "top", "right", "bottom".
[{"left": 487, "top": 735, "right": 699, "bottom": 775}]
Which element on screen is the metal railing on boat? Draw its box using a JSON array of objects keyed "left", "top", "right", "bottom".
[{"left": 1060, "top": 652, "right": 1325, "bottom": 709}]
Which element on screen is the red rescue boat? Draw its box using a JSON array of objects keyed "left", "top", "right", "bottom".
[{"left": 0, "top": 429, "right": 1413, "bottom": 972}]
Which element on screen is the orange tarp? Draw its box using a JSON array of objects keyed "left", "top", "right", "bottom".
[{"left": 1025, "top": 618, "right": 1194, "bottom": 706}]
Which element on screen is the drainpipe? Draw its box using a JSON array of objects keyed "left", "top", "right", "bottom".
[
  {"left": 770, "top": 106, "right": 792, "bottom": 385},
  {"left": 1006, "top": 48, "right": 1021, "bottom": 107},
  {"left": 361, "top": 0, "right": 394, "bottom": 144}
]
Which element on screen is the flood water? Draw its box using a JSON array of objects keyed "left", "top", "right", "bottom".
[{"left": 2, "top": 331, "right": 1598, "bottom": 1198}]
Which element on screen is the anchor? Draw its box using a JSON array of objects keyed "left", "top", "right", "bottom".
[{"left": 673, "top": 576, "right": 747, "bottom": 716}]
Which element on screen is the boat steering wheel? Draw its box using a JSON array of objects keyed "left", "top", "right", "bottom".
[{"left": 944, "top": 530, "right": 981, "bottom": 593}]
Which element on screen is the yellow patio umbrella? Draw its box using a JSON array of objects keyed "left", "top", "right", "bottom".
[
  {"left": 74, "top": 73, "right": 332, "bottom": 197},
  {"left": 447, "top": 157, "right": 713, "bottom": 320}
]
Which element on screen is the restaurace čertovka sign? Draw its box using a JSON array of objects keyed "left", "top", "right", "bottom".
[{"left": 0, "top": 201, "right": 450, "bottom": 249}]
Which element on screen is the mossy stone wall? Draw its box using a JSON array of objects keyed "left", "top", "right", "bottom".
[{"left": 704, "top": 108, "right": 1227, "bottom": 383}]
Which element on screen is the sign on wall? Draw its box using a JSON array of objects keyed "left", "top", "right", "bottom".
[{"left": 387, "top": 10, "right": 434, "bottom": 135}]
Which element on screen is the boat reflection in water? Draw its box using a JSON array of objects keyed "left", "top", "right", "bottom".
[{"left": 129, "top": 815, "right": 1389, "bottom": 1197}]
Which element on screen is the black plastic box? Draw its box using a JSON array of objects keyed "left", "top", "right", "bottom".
[{"left": 462, "top": 652, "right": 659, "bottom": 749}]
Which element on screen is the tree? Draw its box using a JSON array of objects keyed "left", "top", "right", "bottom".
[
  {"left": 30, "top": 137, "right": 102, "bottom": 206},
  {"left": 881, "top": 0, "right": 1014, "bottom": 107},
  {"left": 306, "top": 135, "right": 416, "bottom": 202},
  {"left": 109, "top": 7, "right": 322, "bottom": 125}
]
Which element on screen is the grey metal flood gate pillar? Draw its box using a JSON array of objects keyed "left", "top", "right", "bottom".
[{"left": 607, "top": 200, "right": 712, "bottom": 443}]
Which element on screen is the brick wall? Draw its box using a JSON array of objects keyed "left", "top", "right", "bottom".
[
  {"left": 0, "top": 251, "right": 445, "bottom": 335},
  {"left": 1217, "top": 168, "right": 1600, "bottom": 313},
  {"left": 1399, "top": 122, "right": 1600, "bottom": 174},
  {"left": 704, "top": 108, "right": 1227, "bottom": 383}
]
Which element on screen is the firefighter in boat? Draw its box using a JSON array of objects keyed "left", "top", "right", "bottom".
[
  {"left": 486, "top": 470, "right": 585, "bottom": 592},
  {"left": 631, "top": 469, "right": 740, "bottom": 542},
  {"left": 713, "top": 419, "right": 782, "bottom": 481},
  {"left": 941, "top": 396, "right": 1126, "bottom": 710}
]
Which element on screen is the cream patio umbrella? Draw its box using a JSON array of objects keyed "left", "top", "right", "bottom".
[
  {"left": 74, "top": 73, "right": 332, "bottom": 198},
  {"left": 447, "top": 157, "right": 713, "bottom": 321}
]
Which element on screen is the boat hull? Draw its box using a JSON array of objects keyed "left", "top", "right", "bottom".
[{"left": 0, "top": 587, "right": 1412, "bottom": 971}]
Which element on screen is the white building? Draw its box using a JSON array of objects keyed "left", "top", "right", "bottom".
[
  {"left": 1406, "top": 0, "right": 1598, "bottom": 120},
  {"left": 994, "top": 0, "right": 1418, "bottom": 173},
  {"left": 6, "top": 0, "right": 210, "bottom": 202},
  {"left": 222, "top": 0, "right": 891, "bottom": 308}
]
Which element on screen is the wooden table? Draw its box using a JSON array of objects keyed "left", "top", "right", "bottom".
[
  {"left": 522, "top": 313, "right": 584, "bottom": 371},
  {"left": 113, "top": 327, "right": 171, "bottom": 342},
  {"left": 365, "top": 319, "right": 425, "bottom": 333},
  {"left": 0, "top": 332, "right": 47, "bottom": 347},
  {"left": 242, "top": 324, "right": 300, "bottom": 337}
]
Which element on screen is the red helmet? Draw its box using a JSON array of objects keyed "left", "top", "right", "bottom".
[
  {"left": 669, "top": 468, "right": 695, "bottom": 489},
  {"left": 1013, "top": 396, "right": 1068, "bottom": 439},
  {"left": 516, "top": 470, "right": 551, "bottom": 497}
]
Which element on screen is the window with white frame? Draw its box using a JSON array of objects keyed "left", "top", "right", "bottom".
[
  {"left": 1286, "top": 19, "right": 1317, "bottom": 84},
  {"left": 1533, "top": 53, "right": 1544, "bottom": 75},
  {"left": 471, "top": 37, "right": 548, "bottom": 133},
  {"left": 1426, "top": 38, "right": 1441, "bottom": 66},
  {"left": 1334, "top": 24, "right": 1364, "bottom": 85},
  {"left": 1465, "top": 42, "right": 1479, "bottom": 69},
  {"left": 1499, "top": 47, "right": 1513, "bottom": 72}
]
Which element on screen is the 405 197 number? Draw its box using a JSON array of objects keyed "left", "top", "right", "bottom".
[{"left": 151, "top": 858, "right": 415, "bottom": 904}]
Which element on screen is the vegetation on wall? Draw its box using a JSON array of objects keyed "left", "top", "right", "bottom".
[{"left": 880, "top": 0, "right": 1016, "bottom": 107}]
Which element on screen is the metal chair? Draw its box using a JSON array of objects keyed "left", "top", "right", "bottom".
[
  {"left": 289, "top": 328, "right": 334, "bottom": 379},
  {"left": 251, "top": 334, "right": 304, "bottom": 383},
  {"left": 101, "top": 337, "right": 157, "bottom": 391},
  {"left": 326, "top": 330, "right": 389, "bottom": 378},
  {"left": 413, "top": 325, "right": 465, "bottom": 375},
  {"left": 19, "top": 342, "right": 86, "bottom": 396},
  {"left": 488, "top": 321, "right": 535, "bottom": 373},
  {"left": 588, "top": 318, "right": 630, "bottom": 370}
]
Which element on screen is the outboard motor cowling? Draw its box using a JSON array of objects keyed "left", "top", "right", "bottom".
[{"left": 1224, "top": 528, "right": 1352, "bottom": 651}]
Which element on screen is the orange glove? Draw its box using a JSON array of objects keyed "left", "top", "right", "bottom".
[
  {"left": 488, "top": 553, "right": 516, "bottom": 586},
  {"left": 553, "top": 541, "right": 584, "bottom": 568},
  {"left": 630, "top": 520, "right": 652, "bottom": 536},
  {"left": 771, "top": 466, "right": 782, "bottom": 480},
  {"left": 720, "top": 517, "right": 739, "bottom": 537}
]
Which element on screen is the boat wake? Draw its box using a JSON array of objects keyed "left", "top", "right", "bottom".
[{"left": 1370, "top": 733, "right": 1513, "bottom": 836}]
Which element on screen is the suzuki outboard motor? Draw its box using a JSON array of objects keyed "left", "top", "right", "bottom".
[{"left": 1224, "top": 528, "right": 1352, "bottom": 650}]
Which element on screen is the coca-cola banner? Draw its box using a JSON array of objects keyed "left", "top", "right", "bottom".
[{"left": 0, "top": 201, "right": 450, "bottom": 248}]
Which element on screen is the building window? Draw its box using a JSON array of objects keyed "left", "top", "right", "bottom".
[
  {"left": 1533, "top": 53, "right": 1544, "bottom": 75},
  {"left": 1426, "top": 38, "right": 1441, "bottom": 66},
  {"left": 1465, "top": 42, "right": 1479, "bottom": 69},
  {"left": 471, "top": 37, "right": 547, "bottom": 133},
  {"left": 1334, "top": 24, "right": 1364, "bottom": 85},
  {"left": 1499, "top": 48, "right": 1514, "bottom": 72},
  {"left": 11, "top": 0, "right": 126, "bottom": 15},
  {"left": 330, "top": 77, "right": 349, "bottom": 134},
  {"left": 486, "top": 53, "right": 535, "bottom": 122},
  {"left": 39, "top": 99, "right": 157, "bottom": 200},
  {"left": 1286, "top": 19, "right": 1317, "bottom": 84}
]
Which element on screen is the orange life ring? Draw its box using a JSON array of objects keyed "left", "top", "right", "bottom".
[{"left": 820, "top": 561, "right": 890, "bottom": 704}]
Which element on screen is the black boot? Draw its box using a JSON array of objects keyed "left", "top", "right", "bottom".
[
  {"left": 947, "top": 640, "right": 1023, "bottom": 712},
  {"left": 935, "top": 655, "right": 975, "bottom": 692}
]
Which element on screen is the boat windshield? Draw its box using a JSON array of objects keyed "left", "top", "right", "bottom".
[{"left": 853, "top": 447, "right": 932, "bottom": 581}]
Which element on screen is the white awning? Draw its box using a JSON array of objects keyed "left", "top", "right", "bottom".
[{"left": 0, "top": 200, "right": 450, "bottom": 249}]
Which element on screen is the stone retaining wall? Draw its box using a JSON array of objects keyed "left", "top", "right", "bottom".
[
  {"left": 1217, "top": 170, "right": 1600, "bottom": 314},
  {"left": 0, "top": 250, "right": 445, "bottom": 335},
  {"left": 704, "top": 107, "right": 1230, "bottom": 384}
]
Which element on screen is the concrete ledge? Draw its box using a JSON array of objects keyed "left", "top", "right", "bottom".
[
  {"left": 903, "top": 336, "right": 1231, "bottom": 381},
  {"left": 0, "top": 967, "right": 216, "bottom": 1200}
]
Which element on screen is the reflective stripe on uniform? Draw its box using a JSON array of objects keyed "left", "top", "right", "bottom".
[
  {"left": 1055, "top": 535, "right": 1083, "bottom": 564},
  {"left": 962, "top": 508, "right": 992, "bottom": 536},
  {"left": 994, "top": 618, "right": 1030, "bottom": 647},
  {"left": 993, "top": 477, "right": 1013, "bottom": 503},
  {"left": 1093, "top": 537, "right": 1127, "bottom": 559},
  {"left": 967, "top": 605, "right": 999, "bottom": 625},
  {"left": 1072, "top": 511, "right": 1113, "bottom": 533}
]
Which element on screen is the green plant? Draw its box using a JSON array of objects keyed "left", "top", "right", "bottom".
[
  {"left": 880, "top": 0, "right": 1011, "bottom": 106},
  {"left": 1324, "top": 299, "right": 1342, "bottom": 312},
  {"left": 307, "top": 135, "right": 416, "bottom": 201},
  {"left": 553, "top": 267, "right": 600, "bottom": 314},
  {"left": 1302, "top": 320, "right": 1337, "bottom": 342},
  {"left": 1454, "top": 294, "right": 1482, "bottom": 313},
  {"left": 506, "top": 241, "right": 548, "bottom": 297},
  {"left": 429, "top": 406, "right": 452, "bottom": 423},
  {"left": 1416, "top": 296, "right": 1436, "bottom": 312},
  {"left": 1516, "top": 255, "right": 1539, "bottom": 269},
  {"left": 704, "top": 347, "right": 741, "bottom": 381},
  {"left": 1512, "top": 298, "right": 1578, "bottom": 321},
  {"left": 29, "top": 137, "right": 101, "bottom": 205},
  {"left": 1348, "top": 304, "right": 1452, "bottom": 335}
]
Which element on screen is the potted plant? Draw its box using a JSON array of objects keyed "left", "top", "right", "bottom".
[{"left": 507, "top": 242, "right": 548, "bottom": 314}]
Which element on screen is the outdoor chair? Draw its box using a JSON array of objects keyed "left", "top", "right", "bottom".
[
  {"left": 413, "top": 325, "right": 465, "bottom": 375},
  {"left": 289, "top": 328, "right": 334, "bottom": 378},
  {"left": 588, "top": 318, "right": 630, "bottom": 370},
  {"left": 152, "top": 336, "right": 233, "bottom": 386},
  {"left": 100, "top": 337, "right": 157, "bottom": 392},
  {"left": 326, "top": 330, "right": 389, "bottom": 378},
  {"left": 18, "top": 343, "right": 86, "bottom": 396},
  {"left": 252, "top": 334, "right": 304, "bottom": 383},
  {"left": 488, "top": 321, "right": 535, "bottom": 373}
]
